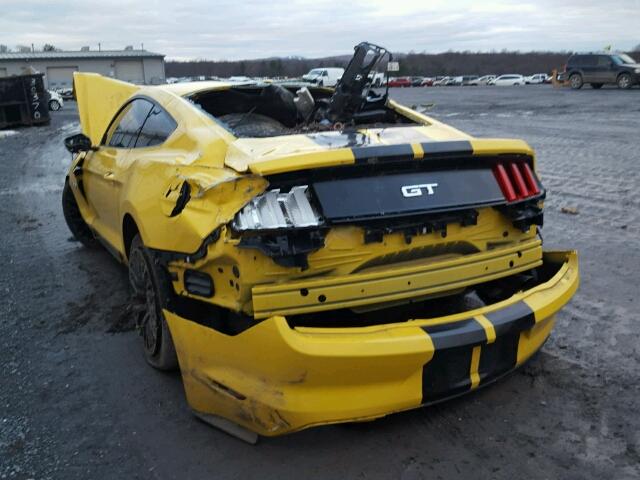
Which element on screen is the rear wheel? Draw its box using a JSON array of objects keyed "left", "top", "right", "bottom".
[
  {"left": 569, "top": 73, "right": 583, "bottom": 89},
  {"left": 62, "top": 179, "right": 97, "bottom": 248},
  {"left": 590, "top": 83, "right": 603, "bottom": 89},
  {"left": 128, "top": 235, "right": 178, "bottom": 371},
  {"left": 617, "top": 73, "right": 632, "bottom": 89},
  {"left": 49, "top": 99, "right": 61, "bottom": 111}
]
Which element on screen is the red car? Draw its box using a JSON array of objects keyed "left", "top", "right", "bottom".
[{"left": 387, "top": 76, "right": 412, "bottom": 87}]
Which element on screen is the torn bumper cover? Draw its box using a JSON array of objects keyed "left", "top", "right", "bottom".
[{"left": 165, "top": 251, "right": 578, "bottom": 437}]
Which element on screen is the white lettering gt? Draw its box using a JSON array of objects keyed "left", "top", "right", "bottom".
[{"left": 401, "top": 183, "right": 439, "bottom": 197}]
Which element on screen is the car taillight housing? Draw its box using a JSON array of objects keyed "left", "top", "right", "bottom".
[{"left": 492, "top": 161, "right": 540, "bottom": 202}]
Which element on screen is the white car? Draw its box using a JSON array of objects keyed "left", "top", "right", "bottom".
[
  {"left": 525, "top": 73, "right": 549, "bottom": 84},
  {"left": 47, "top": 90, "right": 64, "bottom": 111},
  {"left": 469, "top": 75, "right": 496, "bottom": 86},
  {"left": 302, "top": 67, "right": 344, "bottom": 87},
  {"left": 227, "top": 76, "right": 253, "bottom": 83},
  {"left": 492, "top": 74, "right": 525, "bottom": 86}
]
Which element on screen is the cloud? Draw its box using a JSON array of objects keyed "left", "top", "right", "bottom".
[{"left": 0, "top": 0, "right": 638, "bottom": 59}]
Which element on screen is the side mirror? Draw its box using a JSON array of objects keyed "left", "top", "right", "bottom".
[{"left": 64, "top": 133, "right": 95, "bottom": 153}]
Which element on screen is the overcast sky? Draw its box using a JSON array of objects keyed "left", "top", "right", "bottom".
[{"left": 1, "top": 0, "right": 639, "bottom": 60}]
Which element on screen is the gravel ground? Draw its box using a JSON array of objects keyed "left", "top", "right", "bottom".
[{"left": 1, "top": 85, "right": 639, "bottom": 479}]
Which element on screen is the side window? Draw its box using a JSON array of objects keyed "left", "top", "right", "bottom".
[
  {"left": 105, "top": 99, "right": 153, "bottom": 148},
  {"left": 322, "top": 70, "right": 328, "bottom": 77},
  {"left": 135, "top": 106, "right": 177, "bottom": 147},
  {"left": 597, "top": 56, "right": 612, "bottom": 67}
]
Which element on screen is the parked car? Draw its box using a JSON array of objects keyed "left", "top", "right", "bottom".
[
  {"left": 433, "top": 76, "right": 450, "bottom": 86},
  {"left": 387, "top": 76, "right": 412, "bottom": 87},
  {"left": 368, "top": 71, "right": 386, "bottom": 87},
  {"left": 469, "top": 75, "right": 496, "bottom": 86},
  {"left": 47, "top": 90, "right": 64, "bottom": 111},
  {"left": 558, "top": 53, "right": 640, "bottom": 89},
  {"left": 56, "top": 87, "right": 74, "bottom": 100},
  {"left": 461, "top": 75, "right": 479, "bottom": 86},
  {"left": 410, "top": 76, "right": 424, "bottom": 87},
  {"left": 492, "top": 74, "right": 525, "bottom": 86},
  {"left": 62, "top": 42, "right": 578, "bottom": 442},
  {"left": 227, "top": 76, "right": 253, "bottom": 83},
  {"left": 420, "top": 77, "right": 434, "bottom": 86},
  {"left": 301, "top": 68, "right": 344, "bottom": 87},
  {"left": 525, "top": 73, "right": 549, "bottom": 84}
]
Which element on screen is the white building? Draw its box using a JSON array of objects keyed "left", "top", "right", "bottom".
[{"left": 0, "top": 49, "right": 165, "bottom": 88}]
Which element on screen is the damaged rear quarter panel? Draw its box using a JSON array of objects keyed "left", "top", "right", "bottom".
[{"left": 122, "top": 160, "right": 268, "bottom": 255}]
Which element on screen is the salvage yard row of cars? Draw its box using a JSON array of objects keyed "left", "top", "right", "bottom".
[
  {"left": 388, "top": 73, "right": 549, "bottom": 87},
  {"left": 61, "top": 42, "right": 578, "bottom": 443}
]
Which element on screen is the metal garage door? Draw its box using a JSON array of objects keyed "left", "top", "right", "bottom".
[
  {"left": 46, "top": 66, "right": 77, "bottom": 89},
  {"left": 0, "top": 68, "right": 7, "bottom": 78},
  {"left": 115, "top": 60, "right": 144, "bottom": 84}
]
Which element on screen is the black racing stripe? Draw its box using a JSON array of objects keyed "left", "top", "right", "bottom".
[
  {"left": 478, "top": 332, "right": 520, "bottom": 382},
  {"left": 484, "top": 301, "right": 535, "bottom": 337},
  {"left": 420, "top": 140, "right": 473, "bottom": 156},
  {"left": 422, "top": 345, "right": 473, "bottom": 403},
  {"left": 422, "top": 319, "right": 487, "bottom": 350},
  {"left": 351, "top": 144, "right": 415, "bottom": 163}
]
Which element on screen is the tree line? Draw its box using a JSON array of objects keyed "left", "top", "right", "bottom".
[{"left": 166, "top": 48, "right": 640, "bottom": 79}]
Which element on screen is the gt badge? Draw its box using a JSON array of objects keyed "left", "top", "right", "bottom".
[{"left": 401, "top": 183, "right": 439, "bottom": 197}]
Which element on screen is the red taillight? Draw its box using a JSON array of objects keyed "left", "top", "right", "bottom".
[
  {"left": 492, "top": 161, "right": 540, "bottom": 202},
  {"left": 492, "top": 164, "right": 517, "bottom": 202},
  {"left": 508, "top": 162, "right": 529, "bottom": 198},
  {"left": 520, "top": 162, "right": 540, "bottom": 196}
]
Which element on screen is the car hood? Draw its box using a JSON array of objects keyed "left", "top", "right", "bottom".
[{"left": 223, "top": 125, "right": 533, "bottom": 176}]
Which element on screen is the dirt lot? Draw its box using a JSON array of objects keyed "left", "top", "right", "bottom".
[{"left": 1, "top": 85, "right": 639, "bottom": 479}]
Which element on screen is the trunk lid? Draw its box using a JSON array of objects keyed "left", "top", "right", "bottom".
[{"left": 223, "top": 126, "right": 533, "bottom": 176}]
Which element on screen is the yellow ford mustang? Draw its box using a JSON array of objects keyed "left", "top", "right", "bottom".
[{"left": 62, "top": 43, "right": 578, "bottom": 442}]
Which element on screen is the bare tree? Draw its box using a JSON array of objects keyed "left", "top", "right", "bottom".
[
  {"left": 0, "top": 44, "right": 9, "bottom": 53},
  {"left": 43, "top": 44, "right": 59, "bottom": 52},
  {"left": 634, "top": 43, "right": 640, "bottom": 52}
]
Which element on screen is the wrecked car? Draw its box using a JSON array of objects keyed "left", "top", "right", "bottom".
[{"left": 62, "top": 42, "right": 578, "bottom": 443}]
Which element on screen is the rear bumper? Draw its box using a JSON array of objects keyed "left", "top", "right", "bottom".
[{"left": 165, "top": 250, "right": 578, "bottom": 437}]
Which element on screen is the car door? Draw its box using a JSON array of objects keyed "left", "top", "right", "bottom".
[
  {"left": 580, "top": 55, "right": 598, "bottom": 82},
  {"left": 595, "top": 55, "right": 617, "bottom": 83},
  {"left": 82, "top": 98, "right": 154, "bottom": 251}
]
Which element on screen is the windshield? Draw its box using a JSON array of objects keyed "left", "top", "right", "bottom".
[
  {"left": 306, "top": 69, "right": 323, "bottom": 76},
  {"left": 611, "top": 54, "right": 636, "bottom": 65}
]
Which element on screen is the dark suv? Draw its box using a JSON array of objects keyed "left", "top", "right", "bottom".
[{"left": 560, "top": 53, "right": 640, "bottom": 89}]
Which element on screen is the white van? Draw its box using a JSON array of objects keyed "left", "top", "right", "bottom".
[{"left": 302, "top": 68, "right": 344, "bottom": 87}]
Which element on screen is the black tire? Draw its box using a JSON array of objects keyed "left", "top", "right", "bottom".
[
  {"left": 128, "top": 235, "right": 178, "bottom": 371},
  {"left": 318, "top": 80, "right": 324, "bottom": 87},
  {"left": 49, "top": 99, "right": 61, "bottom": 111},
  {"left": 62, "top": 179, "right": 98, "bottom": 248},
  {"left": 569, "top": 73, "right": 583, "bottom": 89},
  {"left": 590, "top": 83, "right": 603, "bottom": 89},
  {"left": 617, "top": 73, "right": 632, "bottom": 89}
]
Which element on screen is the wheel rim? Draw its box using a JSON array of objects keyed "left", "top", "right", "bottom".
[
  {"left": 619, "top": 76, "right": 630, "bottom": 88},
  {"left": 571, "top": 76, "right": 581, "bottom": 88},
  {"left": 129, "top": 249, "right": 161, "bottom": 356}
]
